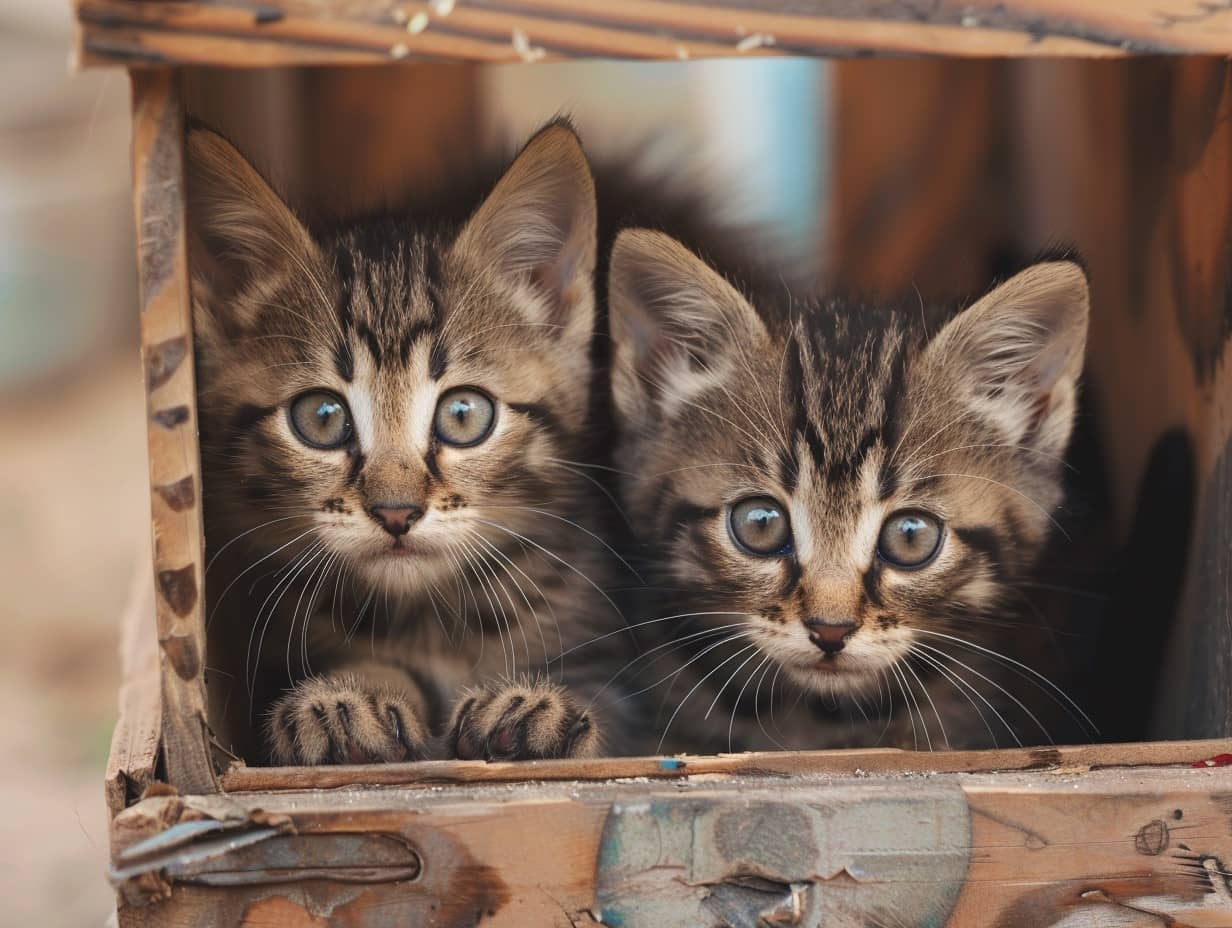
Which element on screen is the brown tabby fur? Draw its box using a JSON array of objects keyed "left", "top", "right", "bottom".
[
  {"left": 191, "top": 123, "right": 634, "bottom": 764},
  {"left": 609, "top": 229, "right": 1094, "bottom": 754}
]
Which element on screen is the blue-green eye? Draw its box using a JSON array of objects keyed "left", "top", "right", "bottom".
[
  {"left": 434, "top": 387, "right": 496, "bottom": 447},
  {"left": 288, "top": 390, "right": 352, "bottom": 449},
  {"left": 728, "top": 496, "right": 792, "bottom": 556},
  {"left": 877, "top": 510, "right": 943, "bottom": 568}
]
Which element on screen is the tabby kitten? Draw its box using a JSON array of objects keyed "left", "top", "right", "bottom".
[
  {"left": 608, "top": 229, "right": 1093, "bottom": 753},
  {"left": 190, "top": 123, "right": 631, "bottom": 764}
]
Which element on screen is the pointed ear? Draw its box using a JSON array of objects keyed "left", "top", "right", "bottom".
[
  {"left": 609, "top": 229, "right": 767, "bottom": 424},
  {"left": 921, "top": 259, "right": 1090, "bottom": 458},
  {"left": 453, "top": 123, "right": 597, "bottom": 339},
  {"left": 186, "top": 129, "right": 317, "bottom": 304}
]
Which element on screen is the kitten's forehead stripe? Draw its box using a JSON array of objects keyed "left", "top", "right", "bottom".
[
  {"left": 331, "top": 231, "right": 446, "bottom": 374},
  {"left": 429, "top": 336, "right": 448, "bottom": 380},
  {"left": 791, "top": 309, "right": 911, "bottom": 489},
  {"left": 333, "top": 340, "right": 354, "bottom": 383}
]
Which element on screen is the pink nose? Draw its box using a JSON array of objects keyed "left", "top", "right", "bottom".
[
  {"left": 368, "top": 504, "right": 424, "bottom": 537},
  {"left": 804, "top": 618, "right": 858, "bottom": 655}
]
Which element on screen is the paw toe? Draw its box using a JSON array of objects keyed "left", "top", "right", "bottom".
[
  {"left": 266, "top": 675, "right": 426, "bottom": 766},
  {"left": 449, "top": 683, "right": 598, "bottom": 761}
]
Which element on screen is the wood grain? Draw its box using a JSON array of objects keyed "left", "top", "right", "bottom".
[
  {"left": 75, "top": 0, "right": 1232, "bottom": 68},
  {"left": 112, "top": 767, "right": 1232, "bottom": 926},
  {"left": 1153, "top": 61, "right": 1232, "bottom": 743},
  {"left": 131, "top": 69, "right": 216, "bottom": 795},
  {"left": 105, "top": 567, "right": 163, "bottom": 817},
  {"left": 220, "top": 737, "right": 1232, "bottom": 792}
]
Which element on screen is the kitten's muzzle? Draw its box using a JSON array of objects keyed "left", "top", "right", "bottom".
[
  {"left": 368, "top": 503, "right": 425, "bottom": 537},
  {"left": 804, "top": 617, "right": 859, "bottom": 655}
]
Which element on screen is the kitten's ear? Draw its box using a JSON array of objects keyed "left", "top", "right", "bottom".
[
  {"left": 922, "top": 259, "right": 1090, "bottom": 458},
  {"left": 454, "top": 123, "right": 597, "bottom": 338},
  {"left": 609, "top": 229, "right": 766, "bottom": 424},
  {"left": 186, "top": 129, "right": 317, "bottom": 303}
]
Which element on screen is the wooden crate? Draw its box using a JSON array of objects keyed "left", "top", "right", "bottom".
[{"left": 78, "top": 3, "right": 1232, "bottom": 925}]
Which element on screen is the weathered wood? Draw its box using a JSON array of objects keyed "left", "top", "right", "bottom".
[
  {"left": 219, "top": 737, "right": 1232, "bottom": 792},
  {"left": 131, "top": 68, "right": 216, "bottom": 795},
  {"left": 75, "top": 0, "right": 1232, "bottom": 68},
  {"left": 1151, "top": 61, "right": 1232, "bottom": 743},
  {"left": 112, "top": 766, "right": 1232, "bottom": 927},
  {"left": 105, "top": 37, "right": 1232, "bottom": 928},
  {"left": 106, "top": 567, "right": 163, "bottom": 817},
  {"left": 181, "top": 65, "right": 483, "bottom": 221}
]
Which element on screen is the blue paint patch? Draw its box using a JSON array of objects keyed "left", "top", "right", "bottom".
[
  {"left": 659, "top": 758, "right": 685, "bottom": 771},
  {"left": 598, "top": 907, "right": 623, "bottom": 927}
]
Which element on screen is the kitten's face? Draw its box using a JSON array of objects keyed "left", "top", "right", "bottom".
[
  {"left": 610, "top": 230, "right": 1089, "bottom": 698},
  {"left": 190, "top": 126, "right": 597, "bottom": 596}
]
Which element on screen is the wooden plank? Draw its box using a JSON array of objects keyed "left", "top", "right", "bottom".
[
  {"left": 105, "top": 569, "right": 163, "bottom": 817},
  {"left": 220, "top": 737, "right": 1232, "bottom": 792},
  {"left": 74, "top": 0, "right": 1232, "bottom": 68},
  {"left": 113, "top": 767, "right": 1232, "bottom": 926},
  {"left": 1151, "top": 61, "right": 1232, "bottom": 743},
  {"left": 131, "top": 68, "right": 217, "bottom": 795}
]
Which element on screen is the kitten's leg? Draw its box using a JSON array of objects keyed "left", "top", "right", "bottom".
[
  {"left": 446, "top": 678, "right": 600, "bottom": 761},
  {"left": 265, "top": 660, "right": 436, "bottom": 765}
]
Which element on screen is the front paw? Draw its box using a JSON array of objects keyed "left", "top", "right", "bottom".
[
  {"left": 266, "top": 672, "right": 427, "bottom": 765},
  {"left": 447, "top": 680, "right": 599, "bottom": 761}
]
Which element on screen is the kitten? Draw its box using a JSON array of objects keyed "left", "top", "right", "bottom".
[
  {"left": 608, "top": 229, "right": 1094, "bottom": 754},
  {"left": 190, "top": 123, "right": 634, "bottom": 764}
]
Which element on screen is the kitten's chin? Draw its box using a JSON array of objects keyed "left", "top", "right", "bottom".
[
  {"left": 782, "top": 661, "right": 877, "bottom": 698},
  {"left": 779, "top": 650, "right": 908, "bottom": 699},
  {"left": 352, "top": 547, "right": 455, "bottom": 596}
]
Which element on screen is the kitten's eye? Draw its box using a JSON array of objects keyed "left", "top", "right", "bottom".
[
  {"left": 288, "top": 390, "right": 352, "bottom": 449},
  {"left": 728, "top": 496, "right": 792, "bottom": 556},
  {"left": 877, "top": 510, "right": 943, "bottom": 568},
  {"left": 435, "top": 387, "right": 496, "bottom": 447}
]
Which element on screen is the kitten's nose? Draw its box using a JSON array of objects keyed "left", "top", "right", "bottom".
[
  {"left": 804, "top": 618, "right": 858, "bottom": 655},
  {"left": 368, "top": 503, "right": 424, "bottom": 537}
]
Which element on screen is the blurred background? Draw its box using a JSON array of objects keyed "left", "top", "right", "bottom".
[
  {"left": 0, "top": 3, "right": 144, "bottom": 927},
  {"left": 2, "top": 1, "right": 1228, "bottom": 921}
]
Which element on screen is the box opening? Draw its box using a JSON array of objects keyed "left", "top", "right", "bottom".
[{"left": 181, "top": 58, "right": 1232, "bottom": 777}]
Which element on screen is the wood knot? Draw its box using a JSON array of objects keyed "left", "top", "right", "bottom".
[{"left": 1134, "top": 819, "right": 1169, "bottom": 856}]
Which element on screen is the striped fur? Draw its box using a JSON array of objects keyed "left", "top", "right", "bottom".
[
  {"left": 609, "top": 229, "right": 1092, "bottom": 753},
  {"left": 191, "top": 124, "right": 633, "bottom": 763}
]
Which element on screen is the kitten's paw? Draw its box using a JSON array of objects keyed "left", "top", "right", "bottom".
[
  {"left": 266, "top": 672, "right": 427, "bottom": 765},
  {"left": 447, "top": 680, "right": 599, "bottom": 761}
]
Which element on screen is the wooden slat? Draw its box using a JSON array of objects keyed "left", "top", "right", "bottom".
[
  {"left": 113, "top": 766, "right": 1232, "bottom": 926},
  {"left": 105, "top": 569, "right": 163, "bottom": 817},
  {"left": 220, "top": 737, "right": 1232, "bottom": 792},
  {"left": 131, "top": 69, "right": 217, "bottom": 795},
  {"left": 1151, "top": 62, "right": 1232, "bottom": 743},
  {"left": 75, "top": 0, "right": 1232, "bottom": 68}
]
